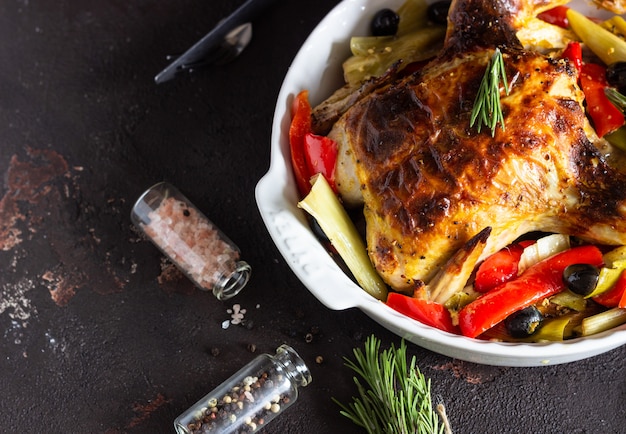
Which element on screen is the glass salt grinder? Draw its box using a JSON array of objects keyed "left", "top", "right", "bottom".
[
  {"left": 174, "top": 344, "right": 312, "bottom": 434},
  {"left": 131, "top": 181, "right": 251, "bottom": 300}
]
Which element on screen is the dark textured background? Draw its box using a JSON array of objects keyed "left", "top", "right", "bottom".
[{"left": 0, "top": 0, "right": 624, "bottom": 433}]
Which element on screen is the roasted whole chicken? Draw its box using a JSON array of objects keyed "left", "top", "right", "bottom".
[{"left": 321, "top": 0, "right": 626, "bottom": 298}]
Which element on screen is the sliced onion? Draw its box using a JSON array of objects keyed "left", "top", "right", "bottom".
[{"left": 517, "top": 234, "right": 571, "bottom": 275}]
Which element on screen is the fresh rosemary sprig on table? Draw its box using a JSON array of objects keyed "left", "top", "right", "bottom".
[
  {"left": 470, "top": 48, "right": 509, "bottom": 136},
  {"left": 334, "top": 335, "right": 451, "bottom": 434}
]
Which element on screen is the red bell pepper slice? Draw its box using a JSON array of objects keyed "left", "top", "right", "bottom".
[
  {"left": 538, "top": 6, "right": 570, "bottom": 28},
  {"left": 593, "top": 269, "right": 626, "bottom": 308},
  {"left": 304, "top": 133, "right": 338, "bottom": 192},
  {"left": 580, "top": 63, "right": 625, "bottom": 137},
  {"left": 386, "top": 292, "right": 459, "bottom": 334},
  {"left": 474, "top": 243, "right": 526, "bottom": 293},
  {"left": 289, "top": 90, "right": 314, "bottom": 197},
  {"left": 458, "top": 245, "right": 604, "bottom": 338},
  {"left": 561, "top": 41, "right": 582, "bottom": 74},
  {"left": 619, "top": 285, "right": 626, "bottom": 309}
]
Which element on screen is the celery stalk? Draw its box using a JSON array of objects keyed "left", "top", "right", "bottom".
[
  {"left": 577, "top": 308, "right": 626, "bottom": 336},
  {"left": 342, "top": 0, "right": 445, "bottom": 86},
  {"left": 343, "top": 26, "right": 445, "bottom": 86},
  {"left": 567, "top": 9, "right": 626, "bottom": 65},
  {"left": 396, "top": 0, "right": 429, "bottom": 36},
  {"left": 298, "top": 175, "right": 388, "bottom": 300}
]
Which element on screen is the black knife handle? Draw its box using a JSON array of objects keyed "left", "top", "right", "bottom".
[{"left": 155, "top": 0, "right": 280, "bottom": 83}]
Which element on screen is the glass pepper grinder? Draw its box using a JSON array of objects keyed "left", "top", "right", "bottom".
[
  {"left": 174, "top": 344, "right": 312, "bottom": 434},
  {"left": 131, "top": 181, "right": 251, "bottom": 300}
]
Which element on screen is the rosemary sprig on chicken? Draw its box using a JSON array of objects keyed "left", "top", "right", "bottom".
[{"left": 470, "top": 48, "right": 510, "bottom": 136}]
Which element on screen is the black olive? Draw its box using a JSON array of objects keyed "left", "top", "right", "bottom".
[
  {"left": 606, "top": 62, "right": 626, "bottom": 94},
  {"left": 427, "top": 1, "right": 451, "bottom": 25},
  {"left": 504, "top": 306, "right": 543, "bottom": 338},
  {"left": 563, "top": 263, "right": 600, "bottom": 296},
  {"left": 371, "top": 9, "right": 400, "bottom": 36},
  {"left": 308, "top": 215, "right": 330, "bottom": 243}
]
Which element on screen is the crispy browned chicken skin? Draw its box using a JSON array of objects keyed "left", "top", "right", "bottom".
[
  {"left": 593, "top": 0, "right": 626, "bottom": 14},
  {"left": 329, "top": 0, "right": 626, "bottom": 293}
]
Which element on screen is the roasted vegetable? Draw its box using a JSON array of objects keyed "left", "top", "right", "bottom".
[
  {"left": 518, "top": 234, "right": 570, "bottom": 274},
  {"left": 577, "top": 307, "right": 626, "bottom": 336},
  {"left": 605, "top": 125, "right": 626, "bottom": 151},
  {"left": 458, "top": 245, "right": 604, "bottom": 338},
  {"left": 289, "top": 90, "right": 314, "bottom": 197},
  {"left": 396, "top": 0, "right": 430, "bottom": 36},
  {"left": 530, "top": 315, "right": 576, "bottom": 341},
  {"left": 601, "top": 15, "right": 626, "bottom": 37},
  {"left": 298, "top": 174, "right": 388, "bottom": 300},
  {"left": 580, "top": 63, "right": 625, "bottom": 137},
  {"left": 343, "top": 26, "right": 445, "bottom": 85},
  {"left": 593, "top": 270, "right": 626, "bottom": 307},
  {"left": 342, "top": 0, "right": 445, "bottom": 85},
  {"left": 537, "top": 5, "right": 570, "bottom": 29},
  {"left": 586, "top": 245, "right": 626, "bottom": 298},
  {"left": 567, "top": 9, "right": 626, "bottom": 65},
  {"left": 473, "top": 241, "right": 526, "bottom": 293},
  {"left": 349, "top": 35, "right": 395, "bottom": 57},
  {"left": 550, "top": 290, "right": 587, "bottom": 312},
  {"left": 386, "top": 292, "right": 459, "bottom": 334},
  {"left": 561, "top": 41, "right": 582, "bottom": 74}
]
